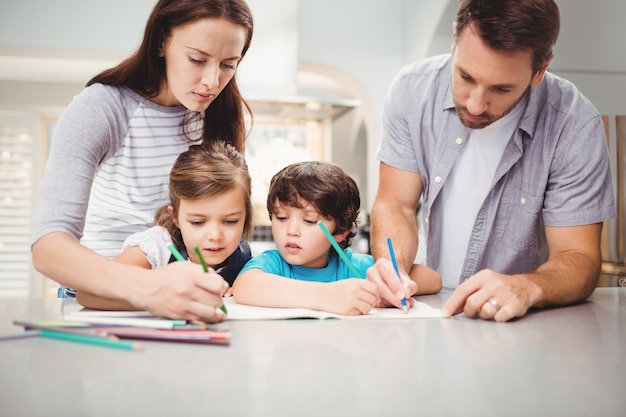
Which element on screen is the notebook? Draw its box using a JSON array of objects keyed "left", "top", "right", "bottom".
[
  {"left": 224, "top": 297, "right": 442, "bottom": 320},
  {"left": 63, "top": 297, "right": 442, "bottom": 324}
]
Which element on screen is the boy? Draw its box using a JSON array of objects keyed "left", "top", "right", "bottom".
[{"left": 232, "top": 161, "right": 379, "bottom": 315}]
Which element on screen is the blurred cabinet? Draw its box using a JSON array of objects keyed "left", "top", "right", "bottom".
[{"left": 600, "top": 115, "right": 626, "bottom": 287}]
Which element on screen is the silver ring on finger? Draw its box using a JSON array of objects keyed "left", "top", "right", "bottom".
[{"left": 487, "top": 297, "right": 501, "bottom": 310}]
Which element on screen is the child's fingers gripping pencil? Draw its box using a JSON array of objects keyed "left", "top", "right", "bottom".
[
  {"left": 167, "top": 244, "right": 228, "bottom": 315},
  {"left": 317, "top": 221, "right": 363, "bottom": 278},
  {"left": 193, "top": 246, "right": 228, "bottom": 315},
  {"left": 387, "top": 237, "right": 408, "bottom": 313}
]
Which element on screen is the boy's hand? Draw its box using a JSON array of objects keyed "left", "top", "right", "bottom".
[{"left": 319, "top": 279, "right": 380, "bottom": 315}]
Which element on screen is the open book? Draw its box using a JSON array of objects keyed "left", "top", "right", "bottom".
[
  {"left": 63, "top": 297, "right": 442, "bottom": 325},
  {"left": 224, "top": 297, "right": 442, "bottom": 320}
]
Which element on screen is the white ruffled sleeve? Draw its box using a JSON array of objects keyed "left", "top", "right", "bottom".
[{"left": 121, "top": 226, "right": 174, "bottom": 269}]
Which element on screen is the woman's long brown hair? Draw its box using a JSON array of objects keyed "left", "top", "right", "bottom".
[{"left": 87, "top": 0, "right": 254, "bottom": 152}]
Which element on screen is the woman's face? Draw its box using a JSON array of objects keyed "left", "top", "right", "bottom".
[{"left": 156, "top": 18, "right": 247, "bottom": 110}]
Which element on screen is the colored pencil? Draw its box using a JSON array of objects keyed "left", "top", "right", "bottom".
[
  {"left": 39, "top": 329, "right": 142, "bottom": 351},
  {"left": 13, "top": 320, "right": 104, "bottom": 336},
  {"left": 317, "top": 221, "right": 363, "bottom": 278},
  {"left": 167, "top": 244, "right": 228, "bottom": 315},
  {"left": 0, "top": 329, "right": 41, "bottom": 341},
  {"left": 93, "top": 327, "right": 231, "bottom": 345},
  {"left": 59, "top": 314, "right": 187, "bottom": 329},
  {"left": 193, "top": 246, "right": 228, "bottom": 314},
  {"left": 387, "top": 237, "right": 408, "bottom": 313},
  {"left": 167, "top": 244, "right": 186, "bottom": 262}
]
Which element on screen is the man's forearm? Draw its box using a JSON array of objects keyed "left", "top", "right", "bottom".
[
  {"left": 370, "top": 203, "right": 419, "bottom": 274},
  {"left": 522, "top": 250, "right": 600, "bottom": 308}
]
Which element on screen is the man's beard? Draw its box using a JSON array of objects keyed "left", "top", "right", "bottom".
[{"left": 455, "top": 87, "right": 529, "bottom": 130}]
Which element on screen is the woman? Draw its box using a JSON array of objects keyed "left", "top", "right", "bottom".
[{"left": 31, "top": 0, "right": 254, "bottom": 323}]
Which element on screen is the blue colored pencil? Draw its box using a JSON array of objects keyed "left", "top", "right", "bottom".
[
  {"left": 387, "top": 237, "right": 408, "bottom": 313},
  {"left": 317, "top": 221, "right": 363, "bottom": 278}
]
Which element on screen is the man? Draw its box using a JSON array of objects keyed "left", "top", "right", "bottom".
[{"left": 366, "top": 0, "right": 615, "bottom": 322}]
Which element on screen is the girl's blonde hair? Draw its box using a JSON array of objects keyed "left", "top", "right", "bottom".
[{"left": 154, "top": 141, "right": 252, "bottom": 249}]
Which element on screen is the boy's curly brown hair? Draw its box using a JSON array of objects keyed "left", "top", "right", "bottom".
[{"left": 267, "top": 161, "right": 361, "bottom": 250}]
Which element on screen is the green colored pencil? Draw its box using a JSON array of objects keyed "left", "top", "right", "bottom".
[
  {"left": 40, "top": 329, "right": 142, "bottom": 351},
  {"left": 193, "top": 246, "right": 228, "bottom": 315},
  {"left": 317, "top": 221, "right": 363, "bottom": 278},
  {"left": 167, "top": 244, "right": 186, "bottom": 262}
]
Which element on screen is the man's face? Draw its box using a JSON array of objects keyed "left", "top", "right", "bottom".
[{"left": 451, "top": 23, "right": 545, "bottom": 129}]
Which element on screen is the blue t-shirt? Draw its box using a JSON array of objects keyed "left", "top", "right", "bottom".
[{"left": 238, "top": 249, "right": 373, "bottom": 282}]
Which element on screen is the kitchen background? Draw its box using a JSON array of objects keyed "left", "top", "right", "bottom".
[{"left": 0, "top": 0, "right": 625, "bottom": 297}]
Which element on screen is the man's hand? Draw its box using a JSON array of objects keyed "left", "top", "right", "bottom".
[{"left": 441, "top": 269, "right": 542, "bottom": 322}]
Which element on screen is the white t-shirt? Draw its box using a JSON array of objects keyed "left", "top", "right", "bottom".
[
  {"left": 437, "top": 99, "right": 526, "bottom": 288},
  {"left": 122, "top": 226, "right": 175, "bottom": 269}
]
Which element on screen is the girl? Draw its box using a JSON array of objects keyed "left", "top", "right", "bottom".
[
  {"left": 31, "top": 0, "right": 254, "bottom": 323},
  {"left": 77, "top": 142, "right": 253, "bottom": 312}
]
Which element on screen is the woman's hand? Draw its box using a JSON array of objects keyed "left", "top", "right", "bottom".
[{"left": 135, "top": 261, "right": 229, "bottom": 323}]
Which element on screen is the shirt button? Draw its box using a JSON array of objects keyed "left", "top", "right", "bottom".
[
  {"left": 520, "top": 198, "right": 526, "bottom": 205},
  {"left": 434, "top": 176, "right": 442, "bottom": 183},
  {"left": 456, "top": 137, "right": 464, "bottom": 145},
  {"left": 424, "top": 217, "right": 429, "bottom": 224}
]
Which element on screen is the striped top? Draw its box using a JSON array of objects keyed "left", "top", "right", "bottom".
[{"left": 32, "top": 84, "right": 201, "bottom": 258}]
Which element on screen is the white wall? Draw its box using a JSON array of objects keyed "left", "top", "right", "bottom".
[
  {"left": 0, "top": 0, "right": 625, "bottom": 209},
  {"left": 298, "top": 0, "right": 453, "bottom": 206},
  {"left": 550, "top": 0, "right": 626, "bottom": 114},
  {"left": 0, "top": 0, "right": 151, "bottom": 53}
]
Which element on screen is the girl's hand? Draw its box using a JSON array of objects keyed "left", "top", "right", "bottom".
[{"left": 223, "top": 286, "right": 233, "bottom": 297}]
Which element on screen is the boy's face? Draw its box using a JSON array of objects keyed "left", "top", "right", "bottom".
[{"left": 270, "top": 199, "right": 344, "bottom": 269}]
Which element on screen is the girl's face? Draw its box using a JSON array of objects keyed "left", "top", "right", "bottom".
[
  {"left": 270, "top": 200, "right": 348, "bottom": 269},
  {"left": 156, "top": 18, "right": 247, "bottom": 110},
  {"left": 172, "top": 187, "right": 247, "bottom": 268}
]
